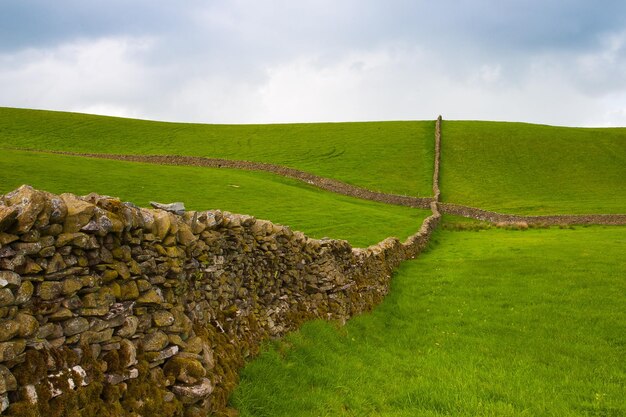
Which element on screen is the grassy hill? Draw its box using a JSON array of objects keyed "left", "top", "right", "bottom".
[
  {"left": 232, "top": 227, "right": 626, "bottom": 416},
  {"left": 441, "top": 121, "right": 626, "bottom": 214},
  {"left": 0, "top": 107, "right": 435, "bottom": 197},
  {"left": 0, "top": 149, "right": 427, "bottom": 248}
]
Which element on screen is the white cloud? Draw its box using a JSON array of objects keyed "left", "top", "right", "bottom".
[
  {"left": 0, "top": 37, "right": 155, "bottom": 118},
  {"left": 0, "top": 29, "right": 625, "bottom": 127}
]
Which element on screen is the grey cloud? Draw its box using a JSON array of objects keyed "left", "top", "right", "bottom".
[{"left": 1, "top": 1, "right": 626, "bottom": 126}]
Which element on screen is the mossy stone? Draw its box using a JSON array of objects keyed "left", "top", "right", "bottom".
[
  {"left": 0, "top": 339, "right": 26, "bottom": 361},
  {"left": 142, "top": 331, "right": 169, "bottom": 352},
  {"left": 15, "top": 312, "right": 39, "bottom": 337},
  {"left": 0, "top": 320, "right": 20, "bottom": 342},
  {"left": 0, "top": 289, "right": 15, "bottom": 308}
]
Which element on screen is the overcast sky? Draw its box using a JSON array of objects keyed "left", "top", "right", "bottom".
[{"left": 1, "top": 1, "right": 626, "bottom": 126}]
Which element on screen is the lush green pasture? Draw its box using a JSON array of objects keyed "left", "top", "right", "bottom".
[
  {"left": 0, "top": 107, "right": 435, "bottom": 197},
  {"left": 0, "top": 149, "right": 427, "bottom": 248},
  {"left": 441, "top": 121, "right": 626, "bottom": 214},
  {"left": 232, "top": 227, "right": 626, "bottom": 416}
]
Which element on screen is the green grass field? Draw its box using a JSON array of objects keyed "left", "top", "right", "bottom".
[
  {"left": 441, "top": 121, "right": 626, "bottom": 214},
  {"left": 232, "top": 227, "right": 626, "bottom": 416},
  {"left": 0, "top": 107, "right": 435, "bottom": 197},
  {"left": 0, "top": 149, "right": 427, "bottom": 248},
  {"left": 2, "top": 108, "right": 625, "bottom": 416}
]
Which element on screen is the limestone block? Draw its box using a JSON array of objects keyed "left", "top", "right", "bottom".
[
  {"left": 0, "top": 339, "right": 25, "bottom": 361},
  {"left": 15, "top": 312, "right": 39, "bottom": 337},
  {"left": 3, "top": 186, "right": 46, "bottom": 233},
  {"left": 0, "top": 271, "right": 20, "bottom": 289},
  {"left": 0, "top": 289, "right": 15, "bottom": 307},
  {"left": 0, "top": 365, "right": 16, "bottom": 394},
  {"left": 142, "top": 331, "right": 169, "bottom": 352},
  {"left": 171, "top": 378, "right": 213, "bottom": 404},
  {"left": 61, "top": 194, "right": 96, "bottom": 233},
  {"left": 163, "top": 355, "right": 206, "bottom": 385},
  {"left": 63, "top": 317, "right": 90, "bottom": 336},
  {"left": 0, "top": 320, "right": 20, "bottom": 342}
]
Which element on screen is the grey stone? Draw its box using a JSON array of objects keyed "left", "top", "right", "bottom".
[
  {"left": 172, "top": 378, "right": 213, "bottom": 404},
  {"left": 0, "top": 365, "right": 17, "bottom": 394},
  {"left": 150, "top": 201, "right": 186, "bottom": 215},
  {"left": 0, "top": 289, "right": 14, "bottom": 307},
  {"left": 142, "top": 331, "right": 169, "bottom": 352},
  {"left": 64, "top": 317, "right": 90, "bottom": 336},
  {"left": 0, "top": 271, "right": 20, "bottom": 289}
]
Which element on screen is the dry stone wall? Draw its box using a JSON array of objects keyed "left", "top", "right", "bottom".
[
  {"left": 29, "top": 150, "right": 435, "bottom": 210},
  {"left": 439, "top": 203, "right": 626, "bottom": 226},
  {"left": 0, "top": 185, "right": 439, "bottom": 417}
]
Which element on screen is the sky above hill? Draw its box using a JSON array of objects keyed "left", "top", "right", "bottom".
[{"left": 1, "top": 1, "right": 626, "bottom": 126}]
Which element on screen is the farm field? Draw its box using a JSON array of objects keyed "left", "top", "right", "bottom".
[
  {"left": 0, "top": 149, "right": 428, "bottom": 248},
  {"left": 441, "top": 121, "right": 626, "bottom": 214},
  {"left": 232, "top": 227, "right": 626, "bottom": 416},
  {"left": 0, "top": 107, "right": 435, "bottom": 197},
  {"left": 2, "top": 109, "right": 625, "bottom": 416}
]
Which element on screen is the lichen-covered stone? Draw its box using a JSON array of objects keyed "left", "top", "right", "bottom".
[
  {"left": 0, "top": 339, "right": 25, "bottom": 361},
  {"left": 45, "top": 252, "right": 67, "bottom": 273},
  {"left": 63, "top": 317, "right": 90, "bottom": 336},
  {"left": 117, "top": 315, "right": 139, "bottom": 338},
  {"left": 142, "top": 331, "right": 169, "bottom": 352},
  {"left": 0, "top": 206, "right": 18, "bottom": 233},
  {"left": 3, "top": 185, "right": 46, "bottom": 233},
  {"left": 80, "top": 328, "right": 114, "bottom": 344},
  {"left": 48, "top": 307, "right": 74, "bottom": 321},
  {"left": 11, "top": 241, "right": 42, "bottom": 256},
  {"left": 0, "top": 320, "right": 20, "bottom": 342},
  {"left": 171, "top": 378, "right": 213, "bottom": 404},
  {"left": 119, "top": 281, "right": 139, "bottom": 301},
  {"left": 38, "top": 281, "right": 62, "bottom": 301},
  {"left": 0, "top": 365, "right": 16, "bottom": 394},
  {"left": 153, "top": 310, "right": 175, "bottom": 327},
  {"left": 163, "top": 355, "right": 206, "bottom": 385},
  {"left": 15, "top": 313, "right": 39, "bottom": 338},
  {"left": 62, "top": 277, "right": 84, "bottom": 295},
  {"left": 61, "top": 193, "right": 96, "bottom": 233},
  {"left": 137, "top": 288, "right": 164, "bottom": 305},
  {"left": 0, "top": 271, "right": 20, "bottom": 289},
  {"left": 0, "top": 289, "right": 15, "bottom": 307}
]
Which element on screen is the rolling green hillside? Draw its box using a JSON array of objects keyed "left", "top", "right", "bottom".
[
  {"left": 232, "top": 227, "right": 626, "bottom": 416},
  {"left": 0, "top": 149, "right": 427, "bottom": 248},
  {"left": 0, "top": 107, "right": 435, "bottom": 197},
  {"left": 441, "top": 121, "right": 626, "bottom": 214}
]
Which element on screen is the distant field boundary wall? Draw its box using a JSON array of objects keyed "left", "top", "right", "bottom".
[
  {"left": 0, "top": 185, "right": 440, "bottom": 416},
  {"left": 18, "top": 149, "right": 435, "bottom": 210},
  {"left": 439, "top": 203, "right": 626, "bottom": 225},
  {"left": 433, "top": 115, "right": 442, "bottom": 202},
  {"left": 11, "top": 147, "right": 624, "bottom": 226}
]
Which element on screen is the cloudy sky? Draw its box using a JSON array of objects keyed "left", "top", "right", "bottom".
[{"left": 1, "top": 1, "right": 626, "bottom": 126}]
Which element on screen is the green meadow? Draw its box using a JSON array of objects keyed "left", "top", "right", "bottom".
[
  {"left": 0, "top": 107, "right": 435, "bottom": 197},
  {"left": 1, "top": 108, "right": 624, "bottom": 416},
  {"left": 232, "top": 227, "right": 626, "bottom": 416},
  {"left": 441, "top": 121, "right": 626, "bottom": 214},
  {"left": 0, "top": 149, "right": 427, "bottom": 248}
]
